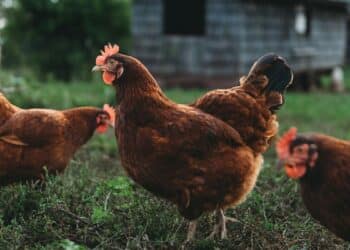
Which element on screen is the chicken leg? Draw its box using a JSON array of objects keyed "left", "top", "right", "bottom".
[
  {"left": 207, "top": 209, "right": 239, "bottom": 239},
  {"left": 185, "top": 220, "right": 197, "bottom": 242}
]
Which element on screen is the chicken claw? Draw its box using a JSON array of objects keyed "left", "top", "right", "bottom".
[{"left": 207, "top": 209, "right": 239, "bottom": 239}]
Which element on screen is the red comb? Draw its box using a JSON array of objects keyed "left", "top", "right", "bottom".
[
  {"left": 96, "top": 43, "right": 120, "bottom": 66},
  {"left": 103, "top": 104, "right": 116, "bottom": 127},
  {"left": 276, "top": 127, "right": 297, "bottom": 160}
]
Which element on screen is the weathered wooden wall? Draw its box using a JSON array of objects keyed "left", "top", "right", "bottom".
[
  {"left": 132, "top": 0, "right": 243, "bottom": 84},
  {"left": 132, "top": 0, "right": 348, "bottom": 86},
  {"left": 241, "top": 1, "right": 347, "bottom": 73}
]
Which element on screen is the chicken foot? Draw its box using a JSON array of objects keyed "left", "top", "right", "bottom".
[{"left": 207, "top": 209, "right": 239, "bottom": 239}]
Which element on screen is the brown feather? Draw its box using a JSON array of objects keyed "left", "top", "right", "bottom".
[
  {"left": 0, "top": 92, "right": 21, "bottom": 126},
  {"left": 0, "top": 134, "right": 28, "bottom": 146},
  {"left": 109, "top": 53, "right": 262, "bottom": 220},
  {"left": 191, "top": 54, "right": 292, "bottom": 154},
  {"left": 192, "top": 76, "right": 279, "bottom": 154},
  {"left": 293, "top": 133, "right": 350, "bottom": 241},
  {"left": 0, "top": 104, "right": 107, "bottom": 186}
]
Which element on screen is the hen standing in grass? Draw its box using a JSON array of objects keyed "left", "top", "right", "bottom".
[
  {"left": 276, "top": 127, "right": 350, "bottom": 241},
  {"left": 92, "top": 44, "right": 292, "bottom": 240},
  {"left": 190, "top": 54, "right": 293, "bottom": 237},
  {"left": 0, "top": 103, "right": 115, "bottom": 186}
]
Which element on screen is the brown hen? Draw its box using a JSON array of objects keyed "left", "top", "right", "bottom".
[
  {"left": 0, "top": 103, "right": 114, "bottom": 186},
  {"left": 92, "top": 44, "right": 271, "bottom": 240},
  {"left": 277, "top": 128, "right": 350, "bottom": 241},
  {"left": 192, "top": 54, "right": 293, "bottom": 154}
]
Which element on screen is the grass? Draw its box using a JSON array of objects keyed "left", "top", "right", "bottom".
[{"left": 0, "top": 78, "right": 350, "bottom": 249}]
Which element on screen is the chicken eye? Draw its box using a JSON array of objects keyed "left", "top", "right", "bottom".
[{"left": 295, "top": 146, "right": 307, "bottom": 154}]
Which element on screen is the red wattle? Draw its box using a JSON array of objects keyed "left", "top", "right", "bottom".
[{"left": 103, "top": 71, "right": 116, "bottom": 85}]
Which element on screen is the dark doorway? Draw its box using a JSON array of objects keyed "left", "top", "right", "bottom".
[{"left": 163, "top": 0, "right": 206, "bottom": 36}]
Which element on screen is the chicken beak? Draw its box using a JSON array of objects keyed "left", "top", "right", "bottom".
[{"left": 92, "top": 65, "right": 104, "bottom": 72}]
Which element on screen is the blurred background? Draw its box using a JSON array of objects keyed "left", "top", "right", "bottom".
[
  {"left": 0, "top": 0, "right": 349, "bottom": 90},
  {"left": 0, "top": 0, "right": 130, "bottom": 81},
  {"left": 0, "top": 1, "right": 350, "bottom": 249}
]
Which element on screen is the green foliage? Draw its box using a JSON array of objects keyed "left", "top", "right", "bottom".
[
  {"left": 91, "top": 177, "right": 134, "bottom": 223},
  {"left": 0, "top": 69, "right": 30, "bottom": 96},
  {"left": 91, "top": 207, "right": 112, "bottom": 224},
  {"left": 2, "top": 0, "right": 131, "bottom": 81},
  {"left": 59, "top": 240, "right": 87, "bottom": 250},
  {"left": 100, "top": 176, "right": 134, "bottom": 197}
]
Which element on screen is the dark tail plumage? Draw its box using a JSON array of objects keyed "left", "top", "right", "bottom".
[{"left": 248, "top": 53, "right": 293, "bottom": 93}]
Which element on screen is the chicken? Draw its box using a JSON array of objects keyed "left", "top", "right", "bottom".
[
  {"left": 0, "top": 92, "right": 21, "bottom": 126},
  {"left": 0, "top": 104, "right": 115, "bottom": 186},
  {"left": 276, "top": 127, "right": 350, "bottom": 241},
  {"left": 192, "top": 54, "right": 293, "bottom": 154},
  {"left": 92, "top": 44, "right": 285, "bottom": 240}
]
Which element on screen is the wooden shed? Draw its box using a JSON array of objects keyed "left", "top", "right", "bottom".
[{"left": 132, "top": 0, "right": 349, "bottom": 88}]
